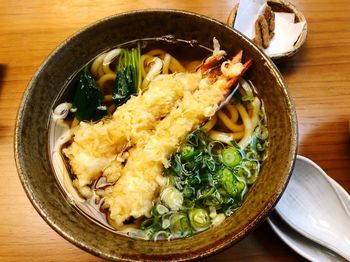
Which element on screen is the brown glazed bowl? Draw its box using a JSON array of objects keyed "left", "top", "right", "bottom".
[
  {"left": 15, "top": 9, "right": 297, "bottom": 261},
  {"left": 227, "top": 0, "right": 307, "bottom": 62}
]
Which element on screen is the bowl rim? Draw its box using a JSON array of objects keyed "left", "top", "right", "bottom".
[{"left": 14, "top": 8, "right": 298, "bottom": 261}]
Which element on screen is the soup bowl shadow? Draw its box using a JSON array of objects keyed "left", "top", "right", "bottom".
[{"left": 15, "top": 9, "right": 298, "bottom": 261}]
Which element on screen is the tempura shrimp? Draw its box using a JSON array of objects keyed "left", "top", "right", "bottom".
[
  {"left": 104, "top": 51, "right": 252, "bottom": 227},
  {"left": 63, "top": 72, "right": 202, "bottom": 196},
  {"left": 63, "top": 47, "right": 229, "bottom": 196}
]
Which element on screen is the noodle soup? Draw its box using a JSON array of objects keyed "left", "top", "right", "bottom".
[{"left": 49, "top": 38, "right": 268, "bottom": 240}]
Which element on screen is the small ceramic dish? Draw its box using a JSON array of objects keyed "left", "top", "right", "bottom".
[{"left": 227, "top": 0, "right": 307, "bottom": 62}]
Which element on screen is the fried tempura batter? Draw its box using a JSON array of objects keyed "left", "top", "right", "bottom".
[
  {"left": 63, "top": 72, "right": 202, "bottom": 196},
  {"left": 104, "top": 52, "right": 252, "bottom": 227}
]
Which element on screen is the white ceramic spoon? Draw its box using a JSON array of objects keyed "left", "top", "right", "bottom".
[
  {"left": 274, "top": 155, "right": 350, "bottom": 261},
  {"left": 268, "top": 211, "right": 347, "bottom": 261},
  {"left": 268, "top": 155, "right": 350, "bottom": 261}
]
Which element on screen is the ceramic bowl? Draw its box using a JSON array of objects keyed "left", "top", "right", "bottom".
[
  {"left": 227, "top": 0, "right": 307, "bottom": 62},
  {"left": 15, "top": 9, "right": 298, "bottom": 261}
]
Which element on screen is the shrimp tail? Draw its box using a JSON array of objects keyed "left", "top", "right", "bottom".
[
  {"left": 230, "top": 50, "right": 243, "bottom": 64},
  {"left": 224, "top": 59, "right": 253, "bottom": 90},
  {"left": 199, "top": 51, "right": 226, "bottom": 73}
]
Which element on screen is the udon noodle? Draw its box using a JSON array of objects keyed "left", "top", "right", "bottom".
[{"left": 50, "top": 38, "right": 268, "bottom": 240}]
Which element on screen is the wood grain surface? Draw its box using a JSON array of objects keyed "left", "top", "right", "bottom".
[{"left": 1, "top": 0, "right": 349, "bottom": 261}]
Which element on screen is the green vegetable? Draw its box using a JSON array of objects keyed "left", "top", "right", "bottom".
[
  {"left": 72, "top": 66, "right": 107, "bottom": 121},
  {"left": 231, "top": 91, "right": 242, "bottom": 105},
  {"left": 257, "top": 142, "right": 265, "bottom": 152},
  {"left": 202, "top": 189, "right": 224, "bottom": 207},
  {"left": 211, "top": 213, "right": 226, "bottom": 226},
  {"left": 180, "top": 146, "right": 200, "bottom": 161},
  {"left": 221, "top": 168, "right": 236, "bottom": 196},
  {"left": 140, "top": 217, "right": 158, "bottom": 230},
  {"left": 203, "top": 156, "right": 217, "bottom": 172},
  {"left": 199, "top": 171, "right": 214, "bottom": 186},
  {"left": 187, "top": 129, "right": 208, "bottom": 149},
  {"left": 242, "top": 95, "right": 255, "bottom": 102},
  {"left": 182, "top": 185, "right": 195, "bottom": 198},
  {"left": 169, "top": 213, "right": 192, "bottom": 237},
  {"left": 167, "top": 130, "right": 250, "bottom": 215},
  {"left": 221, "top": 147, "right": 242, "bottom": 167},
  {"left": 255, "top": 125, "right": 269, "bottom": 140},
  {"left": 161, "top": 187, "right": 183, "bottom": 211},
  {"left": 189, "top": 208, "right": 210, "bottom": 231},
  {"left": 112, "top": 45, "right": 141, "bottom": 106},
  {"left": 187, "top": 174, "right": 201, "bottom": 186},
  {"left": 156, "top": 204, "right": 169, "bottom": 215},
  {"left": 153, "top": 231, "right": 171, "bottom": 241},
  {"left": 139, "top": 123, "right": 268, "bottom": 240},
  {"left": 140, "top": 216, "right": 161, "bottom": 239},
  {"left": 250, "top": 135, "right": 258, "bottom": 152},
  {"left": 239, "top": 160, "right": 260, "bottom": 184}
]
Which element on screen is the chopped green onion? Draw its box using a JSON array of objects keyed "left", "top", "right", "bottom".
[
  {"left": 162, "top": 219, "right": 170, "bottom": 229},
  {"left": 236, "top": 180, "right": 245, "bottom": 193},
  {"left": 187, "top": 129, "right": 208, "bottom": 149},
  {"left": 182, "top": 199, "right": 195, "bottom": 209},
  {"left": 169, "top": 213, "right": 192, "bottom": 237},
  {"left": 209, "top": 206, "right": 217, "bottom": 218},
  {"left": 250, "top": 135, "right": 258, "bottom": 152},
  {"left": 199, "top": 171, "right": 213, "bottom": 186},
  {"left": 236, "top": 175, "right": 248, "bottom": 199},
  {"left": 140, "top": 217, "right": 158, "bottom": 230},
  {"left": 183, "top": 161, "right": 198, "bottom": 172},
  {"left": 180, "top": 146, "right": 199, "bottom": 161},
  {"left": 221, "top": 168, "right": 237, "bottom": 196},
  {"left": 140, "top": 122, "right": 267, "bottom": 239},
  {"left": 256, "top": 142, "right": 264, "bottom": 151},
  {"left": 161, "top": 187, "right": 183, "bottom": 211},
  {"left": 144, "top": 225, "right": 161, "bottom": 239},
  {"left": 211, "top": 213, "right": 226, "bottom": 226},
  {"left": 156, "top": 204, "right": 169, "bottom": 215},
  {"left": 242, "top": 95, "right": 255, "bottom": 102},
  {"left": 153, "top": 231, "right": 171, "bottom": 241},
  {"left": 187, "top": 174, "right": 201, "bottom": 186},
  {"left": 255, "top": 125, "right": 268, "bottom": 140},
  {"left": 189, "top": 208, "right": 210, "bottom": 231},
  {"left": 203, "top": 156, "right": 217, "bottom": 172},
  {"left": 246, "top": 150, "right": 258, "bottom": 160},
  {"left": 221, "top": 168, "right": 247, "bottom": 198},
  {"left": 221, "top": 147, "right": 242, "bottom": 167},
  {"left": 196, "top": 187, "right": 215, "bottom": 200},
  {"left": 237, "top": 160, "right": 260, "bottom": 184},
  {"left": 182, "top": 185, "right": 195, "bottom": 198}
]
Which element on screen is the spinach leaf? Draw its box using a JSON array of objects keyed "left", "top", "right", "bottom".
[
  {"left": 72, "top": 66, "right": 107, "bottom": 121},
  {"left": 113, "top": 66, "right": 135, "bottom": 106},
  {"left": 112, "top": 46, "right": 141, "bottom": 107}
]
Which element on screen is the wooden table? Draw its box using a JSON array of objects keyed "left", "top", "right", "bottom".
[{"left": 1, "top": 0, "right": 349, "bottom": 261}]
